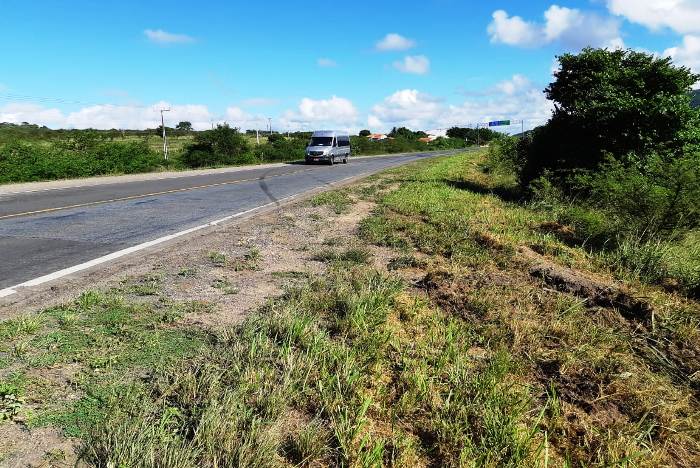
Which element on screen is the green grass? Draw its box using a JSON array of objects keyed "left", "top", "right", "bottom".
[
  {"left": 313, "top": 246, "right": 373, "bottom": 265},
  {"left": 0, "top": 290, "right": 209, "bottom": 435},
  {"left": 212, "top": 278, "right": 239, "bottom": 295},
  {"left": 76, "top": 268, "right": 542, "bottom": 467},
  {"left": 309, "top": 190, "right": 353, "bottom": 214},
  {"left": 355, "top": 150, "right": 700, "bottom": 466}
]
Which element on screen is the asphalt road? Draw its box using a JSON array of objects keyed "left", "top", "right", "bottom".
[{"left": 0, "top": 151, "right": 453, "bottom": 290}]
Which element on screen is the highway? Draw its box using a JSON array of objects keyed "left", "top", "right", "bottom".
[{"left": 0, "top": 151, "right": 452, "bottom": 293}]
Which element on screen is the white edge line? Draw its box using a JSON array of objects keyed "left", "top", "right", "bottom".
[
  {"left": 0, "top": 198, "right": 287, "bottom": 298},
  {"left": 0, "top": 171, "right": 374, "bottom": 299}
]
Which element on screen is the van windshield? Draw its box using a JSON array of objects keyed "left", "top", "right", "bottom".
[{"left": 309, "top": 137, "right": 333, "bottom": 146}]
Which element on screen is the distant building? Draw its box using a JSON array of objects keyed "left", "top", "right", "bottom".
[
  {"left": 426, "top": 128, "right": 447, "bottom": 139},
  {"left": 367, "top": 133, "right": 388, "bottom": 141}
]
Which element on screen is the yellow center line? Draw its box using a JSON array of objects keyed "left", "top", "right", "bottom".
[{"left": 0, "top": 168, "right": 315, "bottom": 221}]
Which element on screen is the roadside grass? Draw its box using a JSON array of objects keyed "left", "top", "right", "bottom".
[
  {"left": 356, "top": 151, "right": 700, "bottom": 465},
  {"left": 309, "top": 190, "right": 353, "bottom": 214},
  {"left": 1, "top": 150, "right": 697, "bottom": 466},
  {"left": 78, "top": 267, "right": 545, "bottom": 467},
  {"left": 0, "top": 289, "right": 210, "bottom": 436},
  {"left": 208, "top": 248, "right": 262, "bottom": 271},
  {"left": 313, "top": 246, "right": 373, "bottom": 266},
  {"left": 212, "top": 278, "right": 239, "bottom": 295}
]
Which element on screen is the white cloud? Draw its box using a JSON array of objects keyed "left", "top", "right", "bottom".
[
  {"left": 317, "top": 58, "right": 337, "bottom": 67},
  {"left": 280, "top": 96, "right": 359, "bottom": 131},
  {"left": 607, "top": 0, "right": 700, "bottom": 34},
  {"left": 0, "top": 101, "right": 216, "bottom": 130},
  {"left": 367, "top": 78, "right": 553, "bottom": 133},
  {"left": 488, "top": 10, "right": 542, "bottom": 47},
  {"left": 376, "top": 33, "right": 416, "bottom": 51},
  {"left": 0, "top": 103, "right": 66, "bottom": 127},
  {"left": 664, "top": 35, "right": 700, "bottom": 72},
  {"left": 488, "top": 6, "right": 623, "bottom": 49},
  {"left": 369, "top": 89, "right": 443, "bottom": 130},
  {"left": 393, "top": 55, "right": 430, "bottom": 75},
  {"left": 493, "top": 74, "right": 532, "bottom": 95},
  {"left": 144, "top": 29, "right": 195, "bottom": 44}
]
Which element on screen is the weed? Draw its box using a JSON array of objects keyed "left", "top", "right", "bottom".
[
  {"left": 387, "top": 254, "right": 424, "bottom": 270},
  {"left": 231, "top": 248, "right": 262, "bottom": 271},
  {"left": 313, "top": 247, "right": 372, "bottom": 265},
  {"left": 310, "top": 190, "right": 352, "bottom": 214},
  {"left": 208, "top": 251, "right": 227, "bottom": 267},
  {"left": 0, "top": 315, "right": 43, "bottom": 340},
  {"left": 0, "top": 379, "right": 24, "bottom": 421},
  {"left": 177, "top": 267, "right": 197, "bottom": 278},
  {"left": 212, "top": 278, "right": 239, "bottom": 295}
]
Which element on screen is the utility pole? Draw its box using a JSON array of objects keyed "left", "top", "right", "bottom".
[
  {"left": 256, "top": 128, "right": 260, "bottom": 144},
  {"left": 267, "top": 117, "right": 272, "bottom": 135},
  {"left": 476, "top": 123, "right": 480, "bottom": 147},
  {"left": 160, "top": 108, "right": 171, "bottom": 159}
]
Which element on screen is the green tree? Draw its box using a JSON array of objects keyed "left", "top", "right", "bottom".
[
  {"left": 359, "top": 129, "right": 371, "bottom": 137},
  {"left": 176, "top": 121, "right": 193, "bottom": 131},
  {"left": 691, "top": 89, "right": 700, "bottom": 108},
  {"left": 520, "top": 48, "right": 700, "bottom": 185},
  {"left": 388, "top": 127, "right": 424, "bottom": 139},
  {"left": 447, "top": 126, "right": 500, "bottom": 144}
]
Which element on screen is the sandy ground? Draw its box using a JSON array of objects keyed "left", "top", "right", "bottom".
[{"left": 0, "top": 177, "right": 415, "bottom": 467}]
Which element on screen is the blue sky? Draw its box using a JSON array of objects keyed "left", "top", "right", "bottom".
[{"left": 1, "top": 0, "right": 698, "bottom": 132}]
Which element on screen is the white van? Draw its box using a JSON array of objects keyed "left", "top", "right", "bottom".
[{"left": 305, "top": 130, "right": 351, "bottom": 165}]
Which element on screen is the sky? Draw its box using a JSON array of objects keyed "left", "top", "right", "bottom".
[{"left": 0, "top": 0, "right": 699, "bottom": 133}]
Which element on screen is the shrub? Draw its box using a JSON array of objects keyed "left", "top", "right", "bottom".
[
  {"left": 180, "top": 124, "right": 250, "bottom": 168},
  {"left": 0, "top": 140, "right": 165, "bottom": 183},
  {"left": 573, "top": 152, "right": 700, "bottom": 238},
  {"left": 520, "top": 48, "right": 700, "bottom": 187},
  {"left": 484, "top": 136, "right": 519, "bottom": 173}
]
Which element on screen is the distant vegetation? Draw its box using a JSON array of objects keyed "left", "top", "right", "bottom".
[
  {"left": 0, "top": 122, "right": 470, "bottom": 184},
  {"left": 486, "top": 48, "right": 700, "bottom": 296}
]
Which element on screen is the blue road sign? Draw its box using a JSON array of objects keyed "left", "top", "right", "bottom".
[{"left": 488, "top": 120, "right": 511, "bottom": 127}]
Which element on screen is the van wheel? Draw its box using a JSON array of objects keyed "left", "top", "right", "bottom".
[
  {"left": 343, "top": 156, "right": 348, "bottom": 164},
  {"left": 328, "top": 156, "right": 334, "bottom": 166}
]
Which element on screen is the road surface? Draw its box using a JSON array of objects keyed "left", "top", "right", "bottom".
[{"left": 0, "top": 151, "right": 454, "bottom": 292}]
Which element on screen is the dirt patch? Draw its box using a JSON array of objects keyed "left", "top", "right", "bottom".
[
  {"left": 420, "top": 269, "right": 517, "bottom": 321},
  {"left": 0, "top": 424, "right": 80, "bottom": 468},
  {"left": 519, "top": 246, "right": 654, "bottom": 325},
  {"left": 538, "top": 221, "right": 577, "bottom": 243}
]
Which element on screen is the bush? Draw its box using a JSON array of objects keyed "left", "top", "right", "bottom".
[
  {"left": 180, "top": 124, "right": 250, "bottom": 168},
  {"left": 573, "top": 152, "right": 700, "bottom": 238},
  {"left": 520, "top": 48, "right": 700, "bottom": 187},
  {"left": 484, "top": 136, "right": 519, "bottom": 173},
  {"left": 0, "top": 140, "right": 166, "bottom": 183}
]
